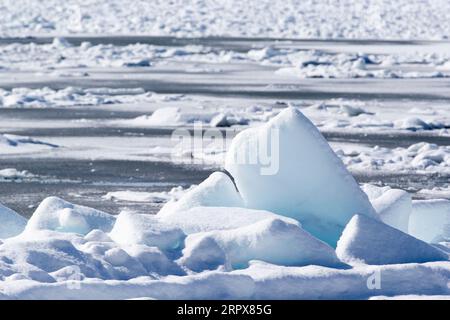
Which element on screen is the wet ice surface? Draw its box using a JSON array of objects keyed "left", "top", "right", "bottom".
[
  {"left": 0, "top": 158, "right": 213, "bottom": 218},
  {"left": 1, "top": 37, "right": 450, "bottom": 218}
]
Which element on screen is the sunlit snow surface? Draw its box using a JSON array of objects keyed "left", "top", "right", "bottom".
[
  {"left": 1, "top": 1, "right": 450, "bottom": 299},
  {"left": 0, "top": 0, "right": 450, "bottom": 40}
]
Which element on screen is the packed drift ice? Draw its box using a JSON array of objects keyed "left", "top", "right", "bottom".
[
  {"left": 1, "top": 0, "right": 450, "bottom": 40},
  {"left": 0, "top": 108, "right": 449, "bottom": 300}
]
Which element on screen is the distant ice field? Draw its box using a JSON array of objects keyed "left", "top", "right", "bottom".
[{"left": 0, "top": 0, "right": 449, "bottom": 40}]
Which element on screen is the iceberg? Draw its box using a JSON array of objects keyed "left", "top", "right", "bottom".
[{"left": 225, "top": 107, "right": 376, "bottom": 246}]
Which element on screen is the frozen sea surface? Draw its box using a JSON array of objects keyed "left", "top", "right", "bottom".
[
  {"left": 1, "top": 36, "right": 450, "bottom": 217},
  {"left": 0, "top": 32, "right": 450, "bottom": 299}
]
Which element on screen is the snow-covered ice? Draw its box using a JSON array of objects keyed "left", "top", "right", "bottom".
[
  {"left": 109, "top": 211, "right": 185, "bottom": 254},
  {"left": 0, "top": 203, "right": 27, "bottom": 239},
  {"left": 158, "top": 206, "right": 298, "bottom": 236},
  {"left": 158, "top": 172, "right": 243, "bottom": 216},
  {"left": 0, "top": 134, "right": 57, "bottom": 155},
  {"left": 103, "top": 186, "right": 191, "bottom": 203},
  {"left": 1, "top": 0, "right": 450, "bottom": 300},
  {"left": 362, "top": 184, "right": 412, "bottom": 233},
  {"left": 409, "top": 200, "right": 450, "bottom": 243},
  {"left": 1, "top": 107, "right": 450, "bottom": 298},
  {"left": 179, "top": 218, "right": 345, "bottom": 271},
  {"left": 24, "top": 197, "right": 116, "bottom": 235},
  {"left": 1, "top": 0, "right": 450, "bottom": 40},
  {"left": 225, "top": 107, "right": 376, "bottom": 246},
  {"left": 0, "top": 168, "right": 35, "bottom": 181},
  {"left": 336, "top": 215, "right": 448, "bottom": 265}
]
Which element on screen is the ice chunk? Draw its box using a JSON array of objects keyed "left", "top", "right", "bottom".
[
  {"left": 25, "top": 197, "right": 115, "bottom": 235},
  {"left": 179, "top": 236, "right": 227, "bottom": 272},
  {"left": 124, "top": 244, "right": 184, "bottom": 276},
  {"left": 394, "top": 117, "right": 432, "bottom": 130},
  {"left": 179, "top": 218, "right": 345, "bottom": 271},
  {"left": 336, "top": 215, "right": 448, "bottom": 265},
  {"left": 104, "top": 186, "right": 191, "bottom": 204},
  {"left": 209, "top": 113, "right": 249, "bottom": 127},
  {"left": 409, "top": 200, "right": 450, "bottom": 243},
  {"left": 128, "top": 107, "right": 213, "bottom": 126},
  {"left": 84, "top": 229, "right": 112, "bottom": 242},
  {"left": 0, "top": 237, "right": 108, "bottom": 279},
  {"left": 104, "top": 248, "right": 132, "bottom": 266},
  {"left": 0, "top": 203, "right": 27, "bottom": 239},
  {"left": 52, "top": 37, "right": 72, "bottom": 48},
  {"left": 362, "top": 184, "right": 412, "bottom": 233},
  {"left": 158, "top": 206, "right": 299, "bottom": 235},
  {"left": 225, "top": 107, "right": 376, "bottom": 246},
  {"left": 158, "top": 172, "right": 243, "bottom": 215},
  {"left": 0, "top": 168, "right": 34, "bottom": 180},
  {"left": 109, "top": 211, "right": 185, "bottom": 253}
]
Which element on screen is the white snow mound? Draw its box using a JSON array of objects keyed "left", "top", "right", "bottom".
[
  {"left": 336, "top": 215, "right": 448, "bottom": 265},
  {"left": 158, "top": 206, "right": 298, "bottom": 235},
  {"left": 179, "top": 218, "right": 346, "bottom": 271},
  {"left": 24, "top": 197, "right": 116, "bottom": 235},
  {"left": 109, "top": 211, "right": 185, "bottom": 253},
  {"left": 158, "top": 171, "right": 243, "bottom": 216},
  {"left": 225, "top": 107, "right": 376, "bottom": 246},
  {"left": 362, "top": 184, "right": 412, "bottom": 233}
]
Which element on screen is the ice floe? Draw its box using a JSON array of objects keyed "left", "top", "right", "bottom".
[
  {"left": 120, "top": 106, "right": 268, "bottom": 128},
  {"left": 0, "top": 168, "right": 35, "bottom": 181},
  {"left": 0, "top": 87, "right": 182, "bottom": 108},
  {"left": 337, "top": 142, "right": 450, "bottom": 174},
  {"left": 103, "top": 186, "right": 191, "bottom": 203},
  {"left": 158, "top": 172, "right": 243, "bottom": 216}
]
